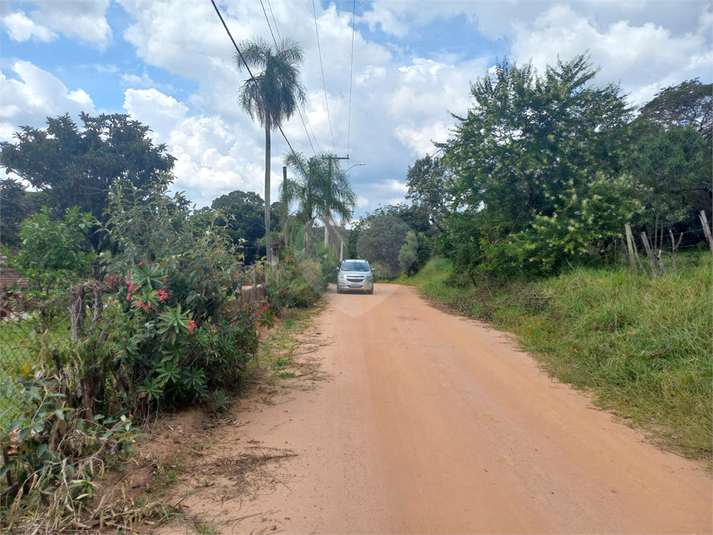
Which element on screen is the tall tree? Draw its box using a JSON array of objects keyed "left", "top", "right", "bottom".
[
  {"left": 0, "top": 113, "right": 175, "bottom": 251},
  {"left": 283, "top": 152, "right": 355, "bottom": 258},
  {"left": 626, "top": 79, "right": 713, "bottom": 240},
  {"left": 635, "top": 78, "right": 712, "bottom": 140},
  {"left": 439, "top": 54, "right": 635, "bottom": 275},
  {"left": 235, "top": 37, "right": 306, "bottom": 264},
  {"left": 405, "top": 154, "right": 456, "bottom": 230},
  {"left": 210, "top": 189, "right": 278, "bottom": 264},
  {"left": 0, "top": 178, "right": 46, "bottom": 247}
]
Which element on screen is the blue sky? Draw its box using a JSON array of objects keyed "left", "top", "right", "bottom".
[{"left": 1, "top": 0, "right": 711, "bottom": 221}]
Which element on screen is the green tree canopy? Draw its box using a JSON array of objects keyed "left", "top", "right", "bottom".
[
  {"left": 283, "top": 152, "right": 355, "bottom": 258},
  {"left": 0, "top": 178, "right": 47, "bottom": 247},
  {"left": 348, "top": 204, "right": 431, "bottom": 277},
  {"left": 0, "top": 113, "right": 175, "bottom": 250},
  {"left": 13, "top": 206, "right": 96, "bottom": 294},
  {"left": 626, "top": 79, "right": 713, "bottom": 239},
  {"left": 210, "top": 189, "right": 276, "bottom": 264},
  {"left": 405, "top": 154, "right": 456, "bottom": 229},
  {"left": 439, "top": 54, "right": 635, "bottom": 275},
  {"left": 635, "top": 78, "right": 712, "bottom": 140}
]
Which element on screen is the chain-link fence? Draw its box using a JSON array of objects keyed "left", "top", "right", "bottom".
[{"left": 1, "top": 279, "right": 72, "bottom": 427}]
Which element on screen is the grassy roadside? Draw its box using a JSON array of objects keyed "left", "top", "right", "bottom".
[
  {"left": 394, "top": 256, "right": 712, "bottom": 461},
  {"left": 251, "top": 298, "right": 328, "bottom": 382}
]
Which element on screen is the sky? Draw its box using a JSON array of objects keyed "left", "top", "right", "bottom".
[{"left": 1, "top": 0, "right": 711, "bottom": 221}]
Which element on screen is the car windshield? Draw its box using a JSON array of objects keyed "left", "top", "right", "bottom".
[{"left": 341, "top": 261, "right": 370, "bottom": 272}]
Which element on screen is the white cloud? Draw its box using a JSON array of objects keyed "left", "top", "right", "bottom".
[
  {"left": 123, "top": 88, "right": 187, "bottom": 142},
  {"left": 2, "top": 0, "right": 112, "bottom": 47},
  {"left": 394, "top": 122, "right": 450, "bottom": 157},
  {"left": 356, "top": 196, "right": 370, "bottom": 208},
  {"left": 0, "top": 60, "right": 94, "bottom": 143},
  {"left": 123, "top": 87, "right": 275, "bottom": 206},
  {"left": 510, "top": 4, "right": 713, "bottom": 105},
  {"left": 1, "top": 11, "right": 56, "bottom": 42},
  {"left": 33, "top": 0, "right": 111, "bottom": 47},
  {"left": 360, "top": 0, "right": 710, "bottom": 41}
]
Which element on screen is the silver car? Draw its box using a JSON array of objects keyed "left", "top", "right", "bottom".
[{"left": 336, "top": 259, "right": 374, "bottom": 294}]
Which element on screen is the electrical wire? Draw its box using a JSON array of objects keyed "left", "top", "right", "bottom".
[
  {"left": 346, "top": 0, "right": 356, "bottom": 159},
  {"left": 311, "top": 0, "right": 337, "bottom": 154},
  {"left": 258, "top": 0, "right": 278, "bottom": 45},
  {"left": 257, "top": 0, "right": 321, "bottom": 156},
  {"left": 209, "top": 0, "right": 310, "bottom": 180},
  {"left": 265, "top": 0, "right": 281, "bottom": 40}
]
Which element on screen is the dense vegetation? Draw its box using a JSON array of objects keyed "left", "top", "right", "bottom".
[
  {"left": 0, "top": 125, "right": 338, "bottom": 531},
  {"left": 350, "top": 57, "right": 710, "bottom": 281}
]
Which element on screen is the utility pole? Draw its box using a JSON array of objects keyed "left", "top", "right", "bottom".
[{"left": 322, "top": 155, "right": 349, "bottom": 247}]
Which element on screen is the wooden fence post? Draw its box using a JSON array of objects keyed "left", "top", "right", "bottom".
[
  {"left": 669, "top": 229, "right": 683, "bottom": 275},
  {"left": 624, "top": 224, "right": 637, "bottom": 272},
  {"left": 700, "top": 211, "right": 713, "bottom": 254},
  {"left": 640, "top": 231, "right": 658, "bottom": 278}
]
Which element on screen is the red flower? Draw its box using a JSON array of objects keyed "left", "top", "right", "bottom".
[
  {"left": 187, "top": 319, "right": 197, "bottom": 334},
  {"left": 138, "top": 261, "right": 144, "bottom": 266},
  {"left": 129, "top": 414, "right": 134, "bottom": 418},
  {"left": 141, "top": 391, "right": 146, "bottom": 398}
]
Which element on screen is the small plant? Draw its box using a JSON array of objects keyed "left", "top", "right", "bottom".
[
  {"left": 1, "top": 373, "right": 142, "bottom": 533},
  {"left": 206, "top": 391, "right": 233, "bottom": 415}
]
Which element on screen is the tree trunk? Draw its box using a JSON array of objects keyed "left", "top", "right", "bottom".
[
  {"left": 305, "top": 217, "right": 315, "bottom": 258},
  {"left": 264, "top": 119, "right": 272, "bottom": 266}
]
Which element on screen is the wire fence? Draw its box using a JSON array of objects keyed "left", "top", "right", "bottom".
[{"left": 1, "top": 288, "right": 73, "bottom": 426}]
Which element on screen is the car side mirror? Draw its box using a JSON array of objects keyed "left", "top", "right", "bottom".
[{"left": 336, "top": 267, "right": 340, "bottom": 272}]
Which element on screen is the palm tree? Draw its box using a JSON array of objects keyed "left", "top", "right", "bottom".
[
  {"left": 235, "top": 37, "right": 306, "bottom": 264},
  {"left": 283, "top": 152, "right": 356, "bottom": 258}
]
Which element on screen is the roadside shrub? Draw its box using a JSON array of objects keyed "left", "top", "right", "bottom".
[
  {"left": 7, "top": 206, "right": 95, "bottom": 297},
  {"left": 99, "top": 184, "right": 269, "bottom": 408},
  {"left": 268, "top": 256, "right": 324, "bottom": 311},
  {"left": 0, "top": 373, "right": 141, "bottom": 532}
]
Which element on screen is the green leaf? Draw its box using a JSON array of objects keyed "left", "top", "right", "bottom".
[{"left": 0, "top": 460, "right": 16, "bottom": 479}]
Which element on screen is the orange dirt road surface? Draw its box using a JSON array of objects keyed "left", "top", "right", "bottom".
[{"left": 169, "top": 284, "right": 712, "bottom": 534}]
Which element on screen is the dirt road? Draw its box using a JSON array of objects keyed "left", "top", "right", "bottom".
[{"left": 162, "top": 284, "right": 712, "bottom": 534}]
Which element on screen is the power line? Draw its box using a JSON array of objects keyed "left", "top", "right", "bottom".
[
  {"left": 347, "top": 0, "right": 356, "bottom": 159},
  {"left": 209, "top": 0, "right": 310, "bottom": 180},
  {"left": 258, "top": 0, "right": 278, "bottom": 45},
  {"left": 257, "top": 0, "right": 321, "bottom": 156},
  {"left": 265, "top": 0, "right": 281, "bottom": 41},
  {"left": 312, "top": 0, "right": 336, "bottom": 154}
]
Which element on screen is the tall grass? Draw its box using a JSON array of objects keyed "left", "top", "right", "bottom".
[{"left": 397, "top": 254, "right": 712, "bottom": 460}]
